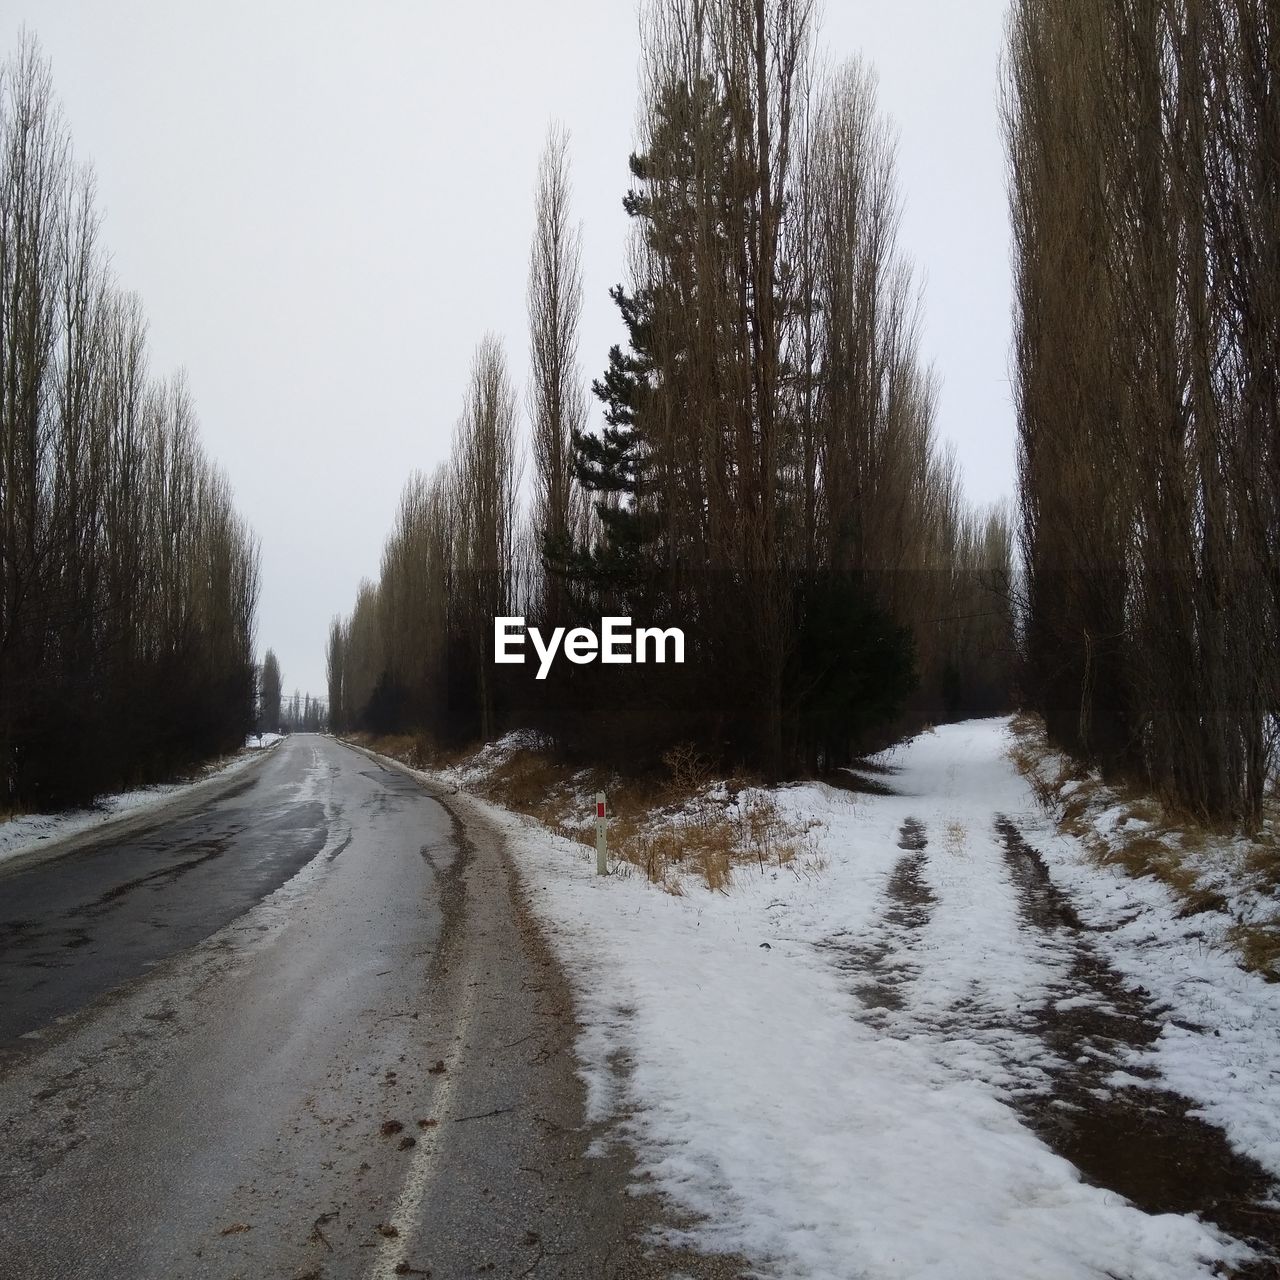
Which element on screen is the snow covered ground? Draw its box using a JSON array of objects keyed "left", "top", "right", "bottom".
[
  {"left": 1016, "top": 725, "right": 1280, "bottom": 982},
  {"left": 0, "top": 743, "right": 275, "bottom": 873},
  {"left": 410, "top": 718, "right": 1280, "bottom": 1279}
]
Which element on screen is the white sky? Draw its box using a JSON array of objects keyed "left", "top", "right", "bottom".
[{"left": 7, "top": 0, "right": 1014, "bottom": 696}]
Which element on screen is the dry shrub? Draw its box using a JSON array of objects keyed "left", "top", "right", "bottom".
[
  {"left": 1246, "top": 824, "right": 1280, "bottom": 880},
  {"left": 351, "top": 732, "right": 420, "bottom": 766},
  {"left": 1008, "top": 714, "right": 1059, "bottom": 811},
  {"left": 612, "top": 788, "right": 810, "bottom": 891},
  {"left": 1059, "top": 793, "right": 1091, "bottom": 838},
  {"left": 352, "top": 732, "right": 476, "bottom": 775},
  {"left": 660, "top": 743, "right": 716, "bottom": 800},
  {"left": 620, "top": 818, "right": 734, "bottom": 891}
]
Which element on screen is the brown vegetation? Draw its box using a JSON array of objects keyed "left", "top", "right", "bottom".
[
  {"left": 1010, "top": 714, "right": 1280, "bottom": 977},
  {"left": 354, "top": 732, "right": 821, "bottom": 893}
]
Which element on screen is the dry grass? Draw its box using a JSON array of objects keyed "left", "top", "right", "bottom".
[
  {"left": 350, "top": 732, "right": 477, "bottom": 775},
  {"left": 612, "top": 786, "right": 817, "bottom": 893},
  {"left": 1009, "top": 714, "right": 1280, "bottom": 977},
  {"left": 1245, "top": 822, "right": 1280, "bottom": 878},
  {"left": 477, "top": 750, "right": 571, "bottom": 821},
  {"left": 1228, "top": 921, "right": 1280, "bottom": 976},
  {"left": 1236, "top": 822, "right": 1280, "bottom": 973},
  {"left": 354, "top": 733, "right": 821, "bottom": 892}
]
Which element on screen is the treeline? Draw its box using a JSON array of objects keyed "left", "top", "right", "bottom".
[
  {"left": 330, "top": 0, "right": 1014, "bottom": 775},
  {"left": 1006, "top": 0, "right": 1279, "bottom": 825},
  {"left": 255, "top": 650, "right": 326, "bottom": 733},
  {"left": 0, "top": 38, "right": 259, "bottom": 809},
  {"left": 259, "top": 650, "right": 283, "bottom": 735},
  {"left": 280, "top": 692, "right": 326, "bottom": 734}
]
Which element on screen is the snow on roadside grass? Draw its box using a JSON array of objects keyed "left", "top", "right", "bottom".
[
  {"left": 1009, "top": 718, "right": 1280, "bottom": 1176},
  {"left": 1020, "top": 795, "right": 1280, "bottom": 1180},
  {"left": 370, "top": 727, "right": 819, "bottom": 891},
  {"left": 430, "top": 720, "right": 1262, "bottom": 1279},
  {"left": 1010, "top": 717, "right": 1280, "bottom": 979},
  {"left": 0, "top": 744, "right": 274, "bottom": 871}
]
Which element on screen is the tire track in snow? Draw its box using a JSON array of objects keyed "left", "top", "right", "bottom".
[
  {"left": 995, "top": 815, "right": 1280, "bottom": 1273},
  {"left": 832, "top": 806, "right": 1069, "bottom": 1103},
  {"left": 816, "top": 818, "right": 936, "bottom": 1024},
  {"left": 820, "top": 801, "right": 1280, "bottom": 1269}
]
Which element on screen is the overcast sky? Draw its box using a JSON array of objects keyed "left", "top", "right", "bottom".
[{"left": 7, "top": 0, "right": 1014, "bottom": 697}]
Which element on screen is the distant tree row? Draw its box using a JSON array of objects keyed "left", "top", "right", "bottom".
[
  {"left": 279, "top": 689, "right": 326, "bottom": 734},
  {"left": 329, "top": 0, "right": 1013, "bottom": 776},
  {"left": 327, "top": 335, "right": 524, "bottom": 744},
  {"left": 0, "top": 37, "right": 259, "bottom": 809},
  {"left": 1006, "top": 0, "right": 1279, "bottom": 825},
  {"left": 258, "top": 650, "right": 283, "bottom": 734},
  {"left": 255, "top": 650, "right": 326, "bottom": 733}
]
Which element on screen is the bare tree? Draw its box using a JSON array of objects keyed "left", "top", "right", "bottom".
[
  {"left": 326, "top": 616, "right": 346, "bottom": 733},
  {"left": 0, "top": 35, "right": 260, "bottom": 806},
  {"left": 454, "top": 335, "right": 520, "bottom": 741},
  {"left": 331, "top": 0, "right": 1016, "bottom": 769},
  {"left": 259, "top": 649, "right": 282, "bottom": 735},
  {"left": 527, "top": 123, "right": 585, "bottom": 623},
  {"left": 1005, "top": 0, "right": 1277, "bottom": 825}
]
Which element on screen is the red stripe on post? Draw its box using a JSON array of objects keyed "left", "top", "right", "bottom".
[{"left": 597, "top": 801, "right": 605, "bottom": 818}]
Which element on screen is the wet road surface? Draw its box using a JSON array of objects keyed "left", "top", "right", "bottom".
[
  {"left": 0, "top": 735, "right": 748, "bottom": 1279},
  {"left": 0, "top": 741, "right": 331, "bottom": 1044}
]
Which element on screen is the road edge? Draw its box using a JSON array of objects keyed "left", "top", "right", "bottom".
[
  {"left": 335, "top": 737, "right": 755, "bottom": 1279},
  {"left": 0, "top": 742, "right": 281, "bottom": 881}
]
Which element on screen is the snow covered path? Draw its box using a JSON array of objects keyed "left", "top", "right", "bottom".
[{"left": 461, "top": 719, "right": 1280, "bottom": 1279}]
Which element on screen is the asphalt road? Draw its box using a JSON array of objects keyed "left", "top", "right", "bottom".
[
  {"left": 0, "top": 735, "right": 746, "bottom": 1280},
  {"left": 0, "top": 741, "right": 335, "bottom": 1044}
]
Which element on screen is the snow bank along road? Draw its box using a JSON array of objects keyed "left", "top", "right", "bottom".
[{"left": 0, "top": 734, "right": 740, "bottom": 1279}]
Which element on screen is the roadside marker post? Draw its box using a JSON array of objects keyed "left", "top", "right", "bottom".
[{"left": 595, "top": 792, "right": 608, "bottom": 876}]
